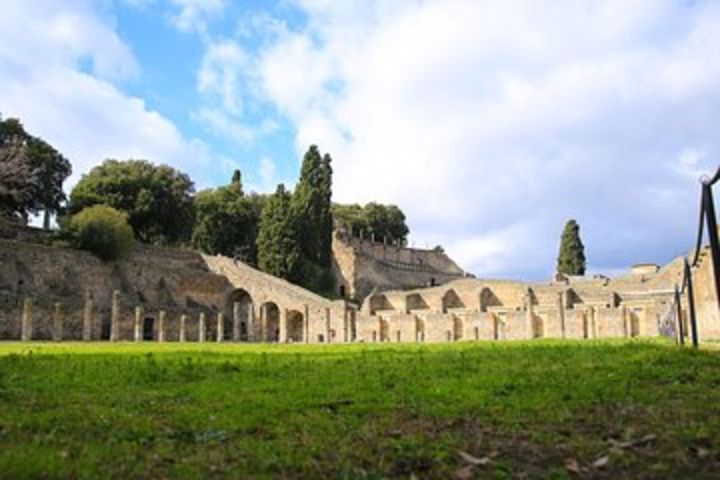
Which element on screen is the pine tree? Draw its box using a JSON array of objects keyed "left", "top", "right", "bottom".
[
  {"left": 257, "top": 184, "right": 300, "bottom": 281},
  {"left": 557, "top": 219, "right": 586, "bottom": 276},
  {"left": 230, "top": 169, "right": 243, "bottom": 195}
]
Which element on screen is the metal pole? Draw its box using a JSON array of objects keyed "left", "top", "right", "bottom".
[
  {"left": 675, "top": 285, "right": 685, "bottom": 346},
  {"left": 702, "top": 183, "right": 720, "bottom": 311},
  {"left": 684, "top": 259, "right": 699, "bottom": 348}
]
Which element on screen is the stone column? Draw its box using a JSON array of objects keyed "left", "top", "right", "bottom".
[
  {"left": 259, "top": 305, "right": 266, "bottom": 342},
  {"left": 82, "top": 290, "right": 94, "bottom": 341},
  {"left": 198, "top": 312, "right": 206, "bottom": 342},
  {"left": 110, "top": 290, "right": 121, "bottom": 342},
  {"left": 591, "top": 307, "right": 598, "bottom": 339},
  {"left": 248, "top": 304, "right": 256, "bottom": 342},
  {"left": 279, "top": 308, "right": 287, "bottom": 343},
  {"left": 52, "top": 302, "right": 64, "bottom": 342},
  {"left": 158, "top": 310, "right": 166, "bottom": 342},
  {"left": 216, "top": 312, "right": 224, "bottom": 342},
  {"left": 21, "top": 297, "right": 33, "bottom": 342},
  {"left": 232, "top": 302, "right": 241, "bottom": 342},
  {"left": 134, "top": 306, "right": 143, "bottom": 342},
  {"left": 525, "top": 296, "right": 534, "bottom": 340},
  {"left": 557, "top": 292, "right": 566, "bottom": 339},
  {"left": 304, "top": 304, "right": 310, "bottom": 343},
  {"left": 621, "top": 305, "right": 629, "bottom": 338},
  {"left": 325, "top": 308, "right": 332, "bottom": 343},
  {"left": 179, "top": 313, "right": 187, "bottom": 342}
]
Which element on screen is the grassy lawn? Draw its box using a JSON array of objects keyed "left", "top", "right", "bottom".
[{"left": 0, "top": 340, "right": 719, "bottom": 479}]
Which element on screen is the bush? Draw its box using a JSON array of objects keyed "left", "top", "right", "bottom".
[{"left": 65, "top": 205, "right": 134, "bottom": 261}]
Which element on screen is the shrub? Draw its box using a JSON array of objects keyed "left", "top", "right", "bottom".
[{"left": 66, "top": 205, "right": 133, "bottom": 261}]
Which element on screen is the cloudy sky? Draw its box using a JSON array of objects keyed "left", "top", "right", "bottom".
[{"left": 0, "top": 0, "right": 718, "bottom": 280}]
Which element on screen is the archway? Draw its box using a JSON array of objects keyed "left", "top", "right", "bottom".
[
  {"left": 228, "top": 289, "right": 253, "bottom": 341},
  {"left": 480, "top": 287, "right": 502, "bottom": 313},
  {"left": 453, "top": 316, "right": 464, "bottom": 340},
  {"left": 443, "top": 289, "right": 465, "bottom": 313},
  {"left": 261, "top": 302, "right": 280, "bottom": 342},
  {"left": 287, "top": 310, "right": 304, "bottom": 343}
]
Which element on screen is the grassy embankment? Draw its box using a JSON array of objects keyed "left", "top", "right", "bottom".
[{"left": 0, "top": 340, "right": 719, "bottom": 478}]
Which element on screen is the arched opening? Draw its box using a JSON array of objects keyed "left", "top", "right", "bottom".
[
  {"left": 369, "top": 294, "right": 393, "bottom": 315},
  {"left": 416, "top": 318, "right": 425, "bottom": 342},
  {"left": 379, "top": 318, "right": 390, "bottom": 342},
  {"left": 287, "top": 310, "right": 304, "bottom": 343},
  {"left": 453, "top": 316, "right": 464, "bottom": 340},
  {"left": 260, "top": 302, "right": 280, "bottom": 342},
  {"left": 531, "top": 315, "right": 544, "bottom": 339},
  {"left": 143, "top": 317, "right": 155, "bottom": 341},
  {"left": 630, "top": 310, "right": 641, "bottom": 337},
  {"left": 443, "top": 289, "right": 465, "bottom": 313},
  {"left": 406, "top": 293, "right": 430, "bottom": 312},
  {"left": 228, "top": 289, "right": 253, "bottom": 342},
  {"left": 480, "top": 287, "right": 502, "bottom": 313}
]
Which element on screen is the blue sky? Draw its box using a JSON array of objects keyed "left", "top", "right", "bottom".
[{"left": 1, "top": 0, "right": 719, "bottom": 280}]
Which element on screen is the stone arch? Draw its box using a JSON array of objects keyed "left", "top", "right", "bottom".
[
  {"left": 406, "top": 293, "right": 430, "bottom": 312},
  {"left": 287, "top": 309, "right": 304, "bottom": 343},
  {"left": 479, "top": 287, "right": 502, "bottom": 313},
  {"left": 227, "top": 288, "right": 253, "bottom": 341},
  {"left": 260, "top": 302, "right": 280, "bottom": 342},
  {"left": 443, "top": 289, "right": 465, "bottom": 312}
]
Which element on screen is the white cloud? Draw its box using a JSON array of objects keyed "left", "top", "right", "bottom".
[
  {"left": 242, "top": 0, "right": 720, "bottom": 279},
  {"left": 0, "top": 0, "right": 211, "bottom": 189},
  {"left": 168, "top": 0, "right": 226, "bottom": 34}
]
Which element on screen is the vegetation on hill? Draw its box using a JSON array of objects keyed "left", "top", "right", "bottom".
[
  {"left": 334, "top": 202, "right": 409, "bottom": 244},
  {"left": 257, "top": 184, "right": 301, "bottom": 281},
  {"left": 0, "top": 340, "right": 717, "bottom": 478},
  {"left": 69, "top": 159, "right": 195, "bottom": 245},
  {"left": 0, "top": 117, "right": 71, "bottom": 226},
  {"left": 557, "top": 219, "right": 586, "bottom": 276},
  {"left": 64, "top": 204, "right": 134, "bottom": 260}
]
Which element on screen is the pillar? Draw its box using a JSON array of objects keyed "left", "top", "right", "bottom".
[
  {"left": 325, "top": 308, "right": 331, "bottom": 343},
  {"left": 216, "top": 312, "right": 224, "bottom": 342},
  {"left": 110, "top": 290, "right": 121, "bottom": 342},
  {"left": 233, "top": 302, "right": 241, "bottom": 342},
  {"left": 52, "top": 302, "right": 64, "bottom": 342},
  {"left": 259, "top": 305, "right": 266, "bottom": 342},
  {"left": 304, "top": 304, "right": 310, "bottom": 343},
  {"left": 82, "top": 289, "right": 93, "bottom": 341},
  {"left": 279, "top": 308, "right": 287, "bottom": 343},
  {"left": 248, "top": 304, "right": 256, "bottom": 342},
  {"left": 621, "top": 305, "right": 629, "bottom": 338},
  {"left": 557, "top": 292, "right": 566, "bottom": 339},
  {"left": 21, "top": 297, "right": 32, "bottom": 342},
  {"left": 134, "top": 306, "right": 143, "bottom": 342},
  {"left": 525, "top": 294, "right": 534, "bottom": 339},
  {"left": 198, "top": 312, "right": 206, "bottom": 342},
  {"left": 158, "top": 310, "right": 166, "bottom": 342},
  {"left": 179, "top": 313, "right": 187, "bottom": 342}
]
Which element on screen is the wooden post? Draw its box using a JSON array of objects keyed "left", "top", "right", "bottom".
[{"left": 684, "top": 259, "right": 699, "bottom": 348}]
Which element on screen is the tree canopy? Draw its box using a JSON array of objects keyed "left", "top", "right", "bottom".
[
  {"left": 0, "top": 118, "right": 71, "bottom": 226},
  {"left": 257, "top": 184, "right": 301, "bottom": 281},
  {"left": 69, "top": 159, "right": 194, "bottom": 245},
  {"left": 192, "top": 173, "right": 263, "bottom": 263},
  {"left": 333, "top": 202, "right": 409, "bottom": 244},
  {"left": 65, "top": 205, "right": 134, "bottom": 261},
  {"left": 557, "top": 219, "right": 586, "bottom": 276}
]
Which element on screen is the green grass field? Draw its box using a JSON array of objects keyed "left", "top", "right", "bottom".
[{"left": 0, "top": 340, "right": 719, "bottom": 479}]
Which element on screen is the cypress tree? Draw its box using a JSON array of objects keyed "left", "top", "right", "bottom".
[
  {"left": 557, "top": 219, "right": 586, "bottom": 276},
  {"left": 230, "top": 169, "right": 243, "bottom": 195},
  {"left": 257, "top": 184, "right": 300, "bottom": 281},
  {"left": 318, "top": 153, "right": 333, "bottom": 267},
  {"left": 291, "top": 145, "right": 325, "bottom": 265}
]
